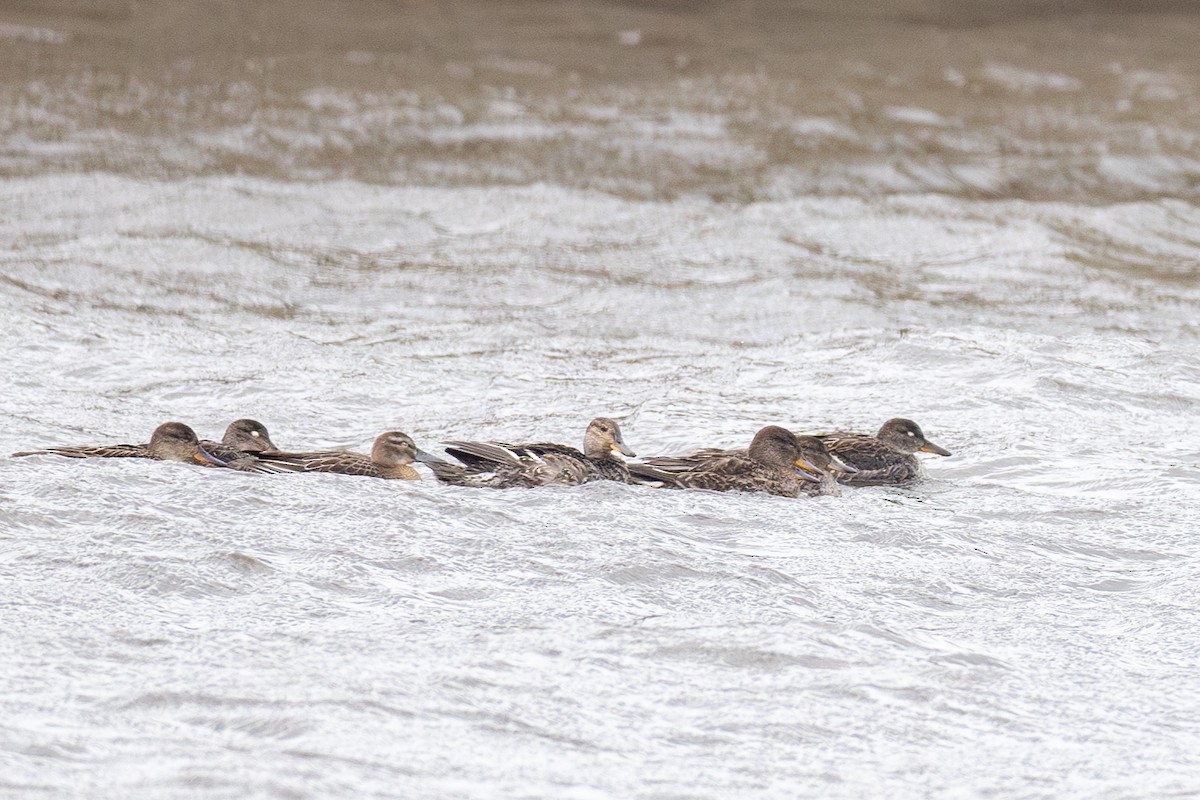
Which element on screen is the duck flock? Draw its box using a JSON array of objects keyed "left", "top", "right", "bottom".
[{"left": 12, "top": 417, "right": 952, "bottom": 497}]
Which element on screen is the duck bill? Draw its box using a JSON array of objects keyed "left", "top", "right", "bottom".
[
  {"left": 610, "top": 439, "right": 636, "bottom": 458},
  {"left": 919, "top": 441, "right": 952, "bottom": 456},
  {"left": 414, "top": 448, "right": 451, "bottom": 466},
  {"left": 828, "top": 453, "right": 858, "bottom": 474},
  {"left": 193, "top": 446, "right": 228, "bottom": 467},
  {"left": 792, "top": 457, "right": 823, "bottom": 479}
]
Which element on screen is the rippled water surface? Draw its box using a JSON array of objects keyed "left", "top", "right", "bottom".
[{"left": 3, "top": 2, "right": 1200, "bottom": 798}]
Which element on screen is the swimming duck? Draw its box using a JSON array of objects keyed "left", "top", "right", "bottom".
[
  {"left": 11, "top": 421, "right": 266, "bottom": 471},
  {"left": 814, "top": 417, "right": 951, "bottom": 486},
  {"left": 210, "top": 419, "right": 277, "bottom": 454},
  {"left": 254, "top": 431, "right": 442, "bottom": 479},
  {"left": 627, "top": 426, "right": 848, "bottom": 497},
  {"left": 199, "top": 419, "right": 281, "bottom": 469},
  {"left": 427, "top": 417, "right": 635, "bottom": 488}
]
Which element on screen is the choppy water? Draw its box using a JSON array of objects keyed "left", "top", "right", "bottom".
[{"left": 4, "top": 2, "right": 1200, "bottom": 798}]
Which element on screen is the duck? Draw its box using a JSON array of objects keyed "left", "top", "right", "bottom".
[
  {"left": 427, "top": 417, "right": 636, "bottom": 488},
  {"left": 208, "top": 418, "right": 277, "bottom": 454},
  {"left": 813, "top": 417, "right": 951, "bottom": 486},
  {"left": 11, "top": 421, "right": 271, "bottom": 472},
  {"left": 627, "top": 426, "right": 851, "bottom": 497},
  {"left": 196, "top": 419, "right": 282, "bottom": 469},
  {"left": 254, "top": 431, "right": 442, "bottom": 479}
]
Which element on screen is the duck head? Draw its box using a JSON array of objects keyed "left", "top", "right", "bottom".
[
  {"left": 877, "top": 418, "right": 951, "bottom": 456},
  {"left": 150, "top": 422, "right": 227, "bottom": 466},
  {"left": 747, "top": 426, "right": 811, "bottom": 471},
  {"left": 793, "top": 435, "right": 858, "bottom": 480},
  {"left": 583, "top": 417, "right": 636, "bottom": 459},
  {"left": 372, "top": 431, "right": 444, "bottom": 467},
  {"left": 222, "top": 419, "right": 277, "bottom": 453}
]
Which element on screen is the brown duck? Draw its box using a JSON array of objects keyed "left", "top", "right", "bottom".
[
  {"left": 11, "top": 421, "right": 266, "bottom": 471},
  {"left": 427, "top": 417, "right": 636, "bottom": 488},
  {"left": 627, "top": 426, "right": 853, "bottom": 497},
  {"left": 255, "top": 431, "right": 441, "bottom": 479},
  {"left": 814, "top": 418, "right": 951, "bottom": 486},
  {"left": 199, "top": 418, "right": 283, "bottom": 470}
]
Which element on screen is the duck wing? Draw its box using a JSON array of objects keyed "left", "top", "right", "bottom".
[
  {"left": 443, "top": 440, "right": 533, "bottom": 469},
  {"left": 625, "top": 461, "right": 685, "bottom": 488},
  {"left": 638, "top": 447, "right": 741, "bottom": 473},
  {"left": 813, "top": 434, "right": 919, "bottom": 484},
  {"left": 837, "top": 458, "right": 920, "bottom": 486},
  {"left": 199, "top": 440, "right": 290, "bottom": 474},
  {"left": 669, "top": 454, "right": 801, "bottom": 497},
  {"left": 12, "top": 442, "right": 149, "bottom": 459},
  {"left": 427, "top": 456, "right": 558, "bottom": 488},
  {"left": 443, "top": 440, "right": 585, "bottom": 467},
  {"left": 433, "top": 440, "right": 616, "bottom": 488},
  {"left": 814, "top": 434, "right": 891, "bottom": 470},
  {"left": 256, "top": 449, "right": 381, "bottom": 477}
]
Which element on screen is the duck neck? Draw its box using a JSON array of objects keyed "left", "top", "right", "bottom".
[{"left": 383, "top": 464, "right": 421, "bottom": 480}]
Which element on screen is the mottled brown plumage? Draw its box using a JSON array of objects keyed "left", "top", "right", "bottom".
[
  {"left": 628, "top": 426, "right": 845, "bottom": 497},
  {"left": 211, "top": 418, "right": 276, "bottom": 453},
  {"left": 815, "top": 418, "right": 951, "bottom": 486},
  {"left": 11, "top": 421, "right": 268, "bottom": 471},
  {"left": 428, "top": 417, "right": 636, "bottom": 488},
  {"left": 256, "top": 431, "right": 439, "bottom": 479},
  {"left": 199, "top": 419, "right": 281, "bottom": 470}
]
